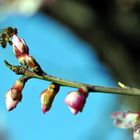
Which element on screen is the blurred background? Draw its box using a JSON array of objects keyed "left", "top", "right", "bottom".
[{"left": 0, "top": 0, "right": 140, "bottom": 140}]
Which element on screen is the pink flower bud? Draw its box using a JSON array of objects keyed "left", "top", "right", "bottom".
[
  {"left": 5, "top": 77, "right": 28, "bottom": 111},
  {"left": 5, "top": 89, "right": 21, "bottom": 111},
  {"left": 12, "top": 34, "right": 29, "bottom": 59},
  {"left": 11, "top": 35, "right": 44, "bottom": 75},
  {"left": 40, "top": 83, "right": 60, "bottom": 114},
  {"left": 65, "top": 88, "right": 88, "bottom": 115}
]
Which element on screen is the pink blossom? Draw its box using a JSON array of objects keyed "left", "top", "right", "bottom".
[
  {"left": 111, "top": 111, "right": 140, "bottom": 140},
  {"left": 11, "top": 35, "right": 44, "bottom": 74},
  {"left": 5, "top": 77, "right": 27, "bottom": 111},
  {"left": 5, "top": 89, "right": 21, "bottom": 111},
  {"left": 12, "top": 34, "right": 29, "bottom": 60},
  {"left": 65, "top": 88, "right": 88, "bottom": 115}
]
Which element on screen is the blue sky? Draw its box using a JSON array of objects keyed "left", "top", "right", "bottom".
[{"left": 0, "top": 13, "right": 131, "bottom": 140}]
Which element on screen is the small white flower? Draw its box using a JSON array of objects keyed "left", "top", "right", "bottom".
[
  {"left": 133, "top": 124, "right": 140, "bottom": 140},
  {"left": 111, "top": 111, "right": 140, "bottom": 140}
]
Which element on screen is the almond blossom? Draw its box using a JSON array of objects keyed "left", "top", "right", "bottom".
[
  {"left": 5, "top": 77, "right": 28, "bottom": 111},
  {"left": 12, "top": 34, "right": 29, "bottom": 54},
  {"left": 11, "top": 34, "right": 44, "bottom": 75},
  {"left": 12, "top": 34, "right": 29, "bottom": 65},
  {"left": 111, "top": 111, "right": 140, "bottom": 140},
  {"left": 5, "top": 89, "right": 21, "bottom": 111},
  {"left": 65, "top": 88, "right": 88, "bottom": 115}
]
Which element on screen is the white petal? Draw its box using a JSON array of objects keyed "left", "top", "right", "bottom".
[
  {"left": 5, "top": 90, "right": 19, "bottom": 111},
  {"left": 68, "top": 107, "right": 78, "bottom": 115},
  {"left": 133, "top": 130, "right": 140, "bottom": 140},
  {"left": 111, "top": 111, "right": 139, "bottom": 129}
]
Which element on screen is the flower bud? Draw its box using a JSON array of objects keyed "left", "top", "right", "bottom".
[
  {"left": 25, "top": 55, "right": 44, "bottom": 75},
  {"left": 12, "top": 34, "right": 29, "bottom": 56},
  {"left": 5, "top": 77, "right": 28, "bottom": 111},
  {"left": 11, "top": 35, "right": 44, "bottom": 75},
  {"left": 40, "top": 83, "right": 60, "bottom": 114},
  {"left": 5, "top": 89, "right": 21, "bottom": 111},
  {"left": 65, "top": 88, "right": 88, "bottom": 115},
  {"left": 11, "top": 34, "right": 29, "bottom": 66}
]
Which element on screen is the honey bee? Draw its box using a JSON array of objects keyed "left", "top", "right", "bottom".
[{"left": 0, "top": 27, "right": 17, "bottom": 48}]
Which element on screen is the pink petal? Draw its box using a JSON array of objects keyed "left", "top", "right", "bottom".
[
  {"left": 5, "top": 90, "right": 20, "bottom": 111},
  {"left": 65, "top": 91, "right": 85, "bottom": 109},
  {"left": 111, "top": 111, "right": 126, "bottom": 119},
  {"left": 12, "top": 35, "right": 29, "bottom": 54},
  {"left": 65, "top": 91, "right": 87, "bottom": 115},
  {"left": 12, "top": 35, "right": 20, "bottom": 45},
  {"left": 41, "top": 105, "right": 48, "bottom": 114}
]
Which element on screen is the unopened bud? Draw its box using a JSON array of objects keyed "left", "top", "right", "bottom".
[
  {"left": 5, "top": 76, "right": 28, "bottom": 111},
  {"left": 40, "top": 83, "right": 60, "bottom": 114},
  {"left": 65, "top": 88, "right": 88, "bottom": 115},
  {"left": 12, "top": 34, "right": 29, "bottom": 55}
]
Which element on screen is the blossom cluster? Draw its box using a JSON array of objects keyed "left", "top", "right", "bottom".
[
  {"left": 2, "top": 28, "right": 89, "bottom": 115},
  {"left": 111, "top": 111, "right": 140, "bottom": 140}
]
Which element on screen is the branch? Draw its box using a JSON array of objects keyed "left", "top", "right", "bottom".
[{"left": 4, "top": 60, "right": 140, "bottom": 96}]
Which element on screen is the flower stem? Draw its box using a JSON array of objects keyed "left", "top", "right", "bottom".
[{"left": 4, "top": 60, "right": 140, "bottom": 96}]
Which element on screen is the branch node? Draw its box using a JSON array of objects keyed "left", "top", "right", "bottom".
[{"left": 4, "top": 60, "right": 26, "bottom": 75}]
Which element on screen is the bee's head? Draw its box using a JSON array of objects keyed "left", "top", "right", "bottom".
[{"left": 6, "top": 27, "right": 18, "bottom": 37}]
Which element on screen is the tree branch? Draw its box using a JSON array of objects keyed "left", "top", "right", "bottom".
[{"left": 4, "top": 60, "right": 140, "bottom": 96}]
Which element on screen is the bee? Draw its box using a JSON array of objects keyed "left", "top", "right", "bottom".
[{"left": 0, "top": 27, "right": 17, "bottom": 48}]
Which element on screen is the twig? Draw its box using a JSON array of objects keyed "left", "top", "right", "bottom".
[{"left": 4, "top": 60, "right": 140, "bottom": 96}]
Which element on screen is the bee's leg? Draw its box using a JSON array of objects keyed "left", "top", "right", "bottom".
[
  {"left": 0, "top": 40, "right": 6, "bottom": 48},
  {"left": 8, "top": 40, "right": 13, "bottom": 46},
  {"left": 1, "top": 41, "right": 6, "bottom": 48}
]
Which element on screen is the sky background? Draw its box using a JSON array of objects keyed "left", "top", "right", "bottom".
[{"left": 0, "top": 13, "right": 131, "bottom": 140}]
